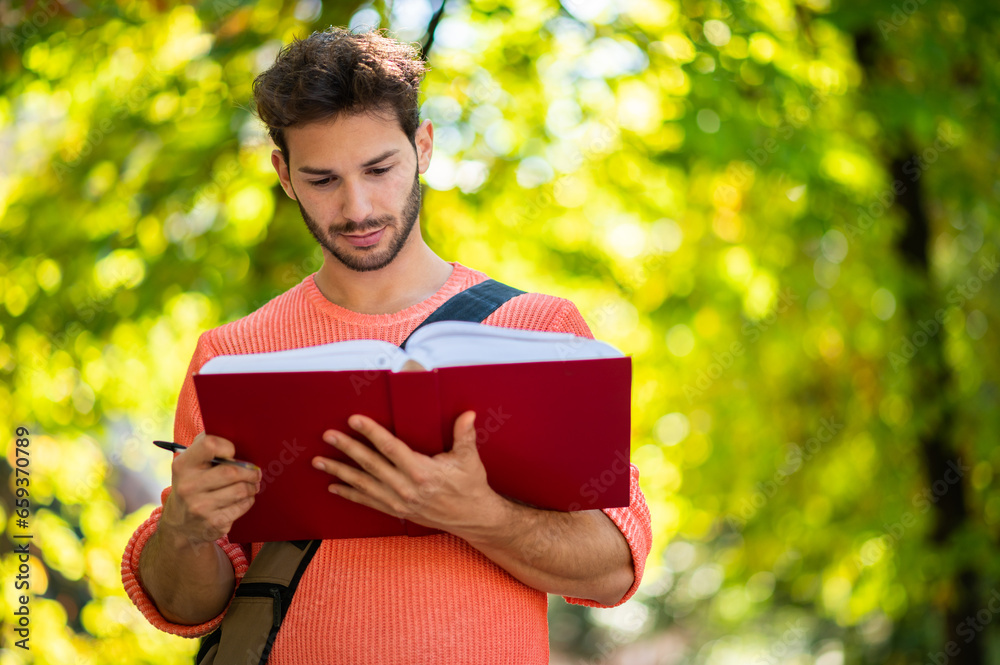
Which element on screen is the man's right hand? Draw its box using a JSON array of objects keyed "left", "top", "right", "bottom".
[
  {"left": 160, "top": 433, "right": 262, "bottom": 547},
  {"left": 139, "top": 432, "right": 262, "bottom": 625}
]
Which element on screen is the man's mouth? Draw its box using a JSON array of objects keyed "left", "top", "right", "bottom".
[{"left": 341, "top": 227, "right": 385, "bottom": 247}]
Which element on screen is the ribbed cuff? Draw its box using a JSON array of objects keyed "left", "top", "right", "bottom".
[
  {"left": 120, "top": 491, "right": 251, "bottom": 637},
  {"left": 563, "top": 464, "right": 651, "bottom": 608}
]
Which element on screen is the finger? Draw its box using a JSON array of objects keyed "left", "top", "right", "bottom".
[
  {"left": 312, "top": 455, "right": 405, "bottom": 509},
  {"left": 168, "top": 482, "right": 258, "bottom": 542},
  {"left": 398, "top": 359, "right": 426, "bottom": 372},
  {"left": 203, "top": 480, "right": 260, "bottom": 513},
  {"left": 322, "top": 430, "right": 402, "bottom": 483},
  {"left": 190, "top": 461, "right": 261, "bottom": 494},
  {"left": 328, "top": 482, "right": 399, "bottom": 517},
  {"left": 347, "top": 415, "right": 428, "bottom": 473},
  {"left": 199, "top": 494, "right": 257, "bottom": 543},
  {"left": 452, "top": 411, "right": 478, "bottom": 453},
  {"left": 332, "top": 417, "right": 424, "bottom": 477}
]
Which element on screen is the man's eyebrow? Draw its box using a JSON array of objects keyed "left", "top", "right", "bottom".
[
  {"left": 297, "top": 149, "right": 400, "bottom": 175},
  {"left": 360, "top": 149, "right": 399, "bottom": 168}
]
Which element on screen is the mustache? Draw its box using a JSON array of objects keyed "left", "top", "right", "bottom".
[{"left": 334, "top": 216, "right": 394, "bottom": 235}]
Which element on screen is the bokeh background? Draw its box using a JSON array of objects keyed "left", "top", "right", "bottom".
[{"left": 2, "top": 0, "right": 999, "bottom": 663}]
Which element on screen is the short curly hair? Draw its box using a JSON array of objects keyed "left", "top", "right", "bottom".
[{"left": 252, "top": 27, "right": 427, "bottom": 162}]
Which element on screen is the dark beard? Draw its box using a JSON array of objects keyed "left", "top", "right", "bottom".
[{"left": 295, "top": 172, "right": 421, "bottom": 273}]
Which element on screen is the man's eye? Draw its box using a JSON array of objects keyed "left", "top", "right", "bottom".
[
  {"left": 370, "top": 166, "right": 392, "bottom": 176},
  {"left": 310, "top": 178, "right": 333, "bottom": 187}
]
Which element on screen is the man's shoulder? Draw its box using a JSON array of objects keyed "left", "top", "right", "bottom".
[
  {"left": 480, "top": 283, "right": 591, "bottom": 338},
  {"left": 506, "top": 291, "right": 579, "bottom": 319}
]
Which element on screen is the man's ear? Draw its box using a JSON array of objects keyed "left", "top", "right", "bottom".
[
  {"left": 414, "top": 119, "right": 434, "bottom": 175},
  {"left": 271, "top": 149, "right": 297, "bottom": 200}
]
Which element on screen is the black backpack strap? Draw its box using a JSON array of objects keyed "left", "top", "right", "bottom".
[
  {"left": 400, "top": 278, "right": 526, "bottom": 349},
  {"left": 196, "top": 539, "right": 321, "bottom": 665}
]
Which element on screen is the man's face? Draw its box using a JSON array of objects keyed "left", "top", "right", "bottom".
[{"left": 273, "top": 112, "right": 433, "bottom": 273}]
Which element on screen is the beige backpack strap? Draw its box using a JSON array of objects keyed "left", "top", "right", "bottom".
[{"left": 196, "top": 539, "right": 321, "bottom": 665}]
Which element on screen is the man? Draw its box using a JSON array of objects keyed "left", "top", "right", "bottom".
[{"left": 122, "top": 27, "right": 651, "bottom": 664}]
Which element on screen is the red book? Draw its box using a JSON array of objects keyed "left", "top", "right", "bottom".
[{"left": 193, "top": 322, "right": 632, "bottom": 543}]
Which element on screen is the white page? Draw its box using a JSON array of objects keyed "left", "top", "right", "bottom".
[
  {"left": 198, "top": 321, "right": 624, "bottom": 375},
  {"left": 199, "top": 339, "right": 405, "bottom": 374},
  {"left": 398, "top": 321, "right": 623, "bottom": 371}
]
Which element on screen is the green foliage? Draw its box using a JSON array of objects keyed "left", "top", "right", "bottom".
[{"left": 1, "top": 0, "right": 998, "bottom": 663}]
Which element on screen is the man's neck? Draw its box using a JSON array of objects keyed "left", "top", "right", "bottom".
[{"left": 312, "top": 244, "right": 454, "bottom": 316}]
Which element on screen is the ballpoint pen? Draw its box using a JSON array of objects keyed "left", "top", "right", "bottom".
[{"left": 152, "top": 440, "right": 259, "bottom": 471}]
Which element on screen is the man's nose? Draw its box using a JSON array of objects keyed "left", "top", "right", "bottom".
[{"left": 341, "top": 179, "right": 374, "bottom": 223}]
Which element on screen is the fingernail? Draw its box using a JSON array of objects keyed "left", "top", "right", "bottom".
[
  {"left": 325, "top": 432, "right": 338, "bottom": 444},
  {"left": 349, "top": 416, "right": 363, "bottom": 429},
  {"left": 312, "top": 458, "right": 325, "bottom": 470}
]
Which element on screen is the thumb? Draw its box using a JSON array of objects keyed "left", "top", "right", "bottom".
[{"left": 452, "top": 411, "right": 478, "bottom": 454}]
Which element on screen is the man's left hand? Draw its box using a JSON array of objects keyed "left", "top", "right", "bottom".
[{"left": 311, "top": 411, "right": 506, "bottom": 536}]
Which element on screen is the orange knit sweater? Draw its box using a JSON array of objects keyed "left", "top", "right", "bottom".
[{"left": 121, "top": 261, "right": 652, "bottom": 664}]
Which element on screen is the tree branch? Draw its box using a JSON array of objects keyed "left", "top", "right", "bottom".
[{"left": 420, "top": 0, "right": 447, "bottom": 61}]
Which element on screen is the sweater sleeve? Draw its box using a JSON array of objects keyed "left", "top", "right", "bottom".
[
  {"left": 547, "top": 300, "right": 653, "bottom": 608},
  {"left": 120, "top": 331, "right": 253, "bottom": 637}
]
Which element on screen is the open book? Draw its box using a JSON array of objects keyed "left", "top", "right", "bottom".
[
  {"left": 194, "top": 321, "right": 633, "bottom": 543},
  {"left": 200, "top": 320, "right": 625, "bottom": 374}
]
